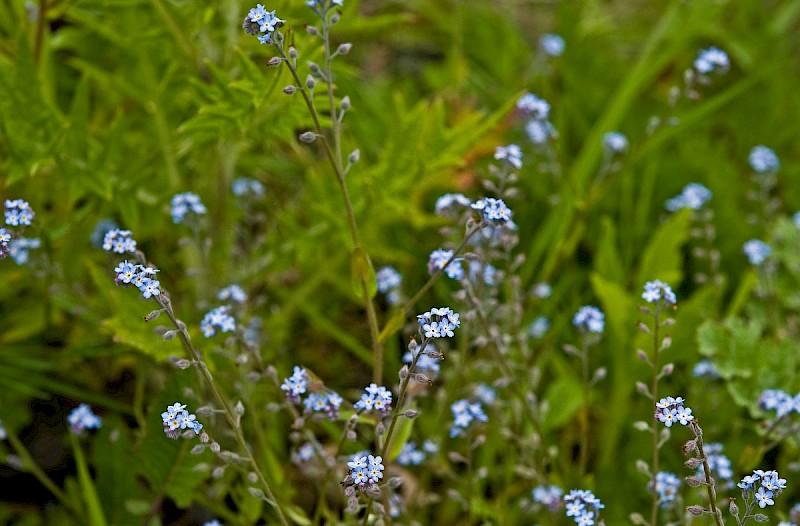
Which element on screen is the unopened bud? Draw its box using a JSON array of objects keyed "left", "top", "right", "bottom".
[
  {"left": 210, "top": 442, "right": 221, "bottom": 453},
  {"left": 686, "top": 505, "right": 705, "bottom": 516},
  {"left": 635, "top": 459, "right": 650, "bottom": 476},
  {"left": 348, "top": 149, "right": 360, "bottom": 164},
  {"left": 212, "top": 466, "right": 225, "bottom": 479},
  {"left": 684, "top": 457, "right": 700, "bottom": 469},
  {"left": 685, "top": 475, "right": 702, "bottom": 487},
  {"left": 162, "top": 330, "right": 177, "bottom": 341},
  {"left": 660, "top": 363, "right": 674, "bottom": 376},
  {"left": 660, "top": 336, "right": 673, "bottom": 350},
  {"left": 337, "top": 43, "right": 352, "bottom": 55},
  {"left": 308, "top": 61, "right": 320, "bottom": 73},
  {"left": 387, "top": 477, "right": 403, "bottom": 488},
  {"left": 330, "top": 13, "right": 340, "bottom": 24},
  {"left": 375, "top": 422, "right": 385, "bottom": 436},
  {"left": 413, "top": 373, "right": 431, "bottom": 385},
  {"left": 346, "top": 429, "right": 357, "bottom": 441},
  {"left": 682, "top": 438, "right": 698, "bottom": 453},
  {"left": 592, "top": 367, "right": 607, "bottom": 383},
  {"left": 635, "top": 381, "right": 650, "bottom": 396},
  {"left": 191, "top": 444, "right": 206, "bottom": 455},
  {"left": 288, "top": 46, "right": 298, "bottom": 59},
  {"left": 283, "top": 85, "right": 297, "bottom": 95},
  {"left": 633, "top": 420, "right": 650, "bottom": 431},
  {"left": 636, "top": 321, "right": 651, "bottom": 334},
  {"left": 267, "top": 56, "right": 282, "bottom": 67},
  {"left": 636, "top": 349, "right": 649, "bottom": 362},
  {"left": 404, "top": 409, "right": 420, "bottom": 419},
  {"left": 173, "top": 358, "right": 191, "bottom": 369},
  {"left": 399, "top": 365, "right": 409, "bottom": 379},
  {"left": 753, "top": 514, "right": 768, "bottom": 522},
  {"left": 341, "top": 95, "right": 351, "bottom": 111},
  {"left": 729, "top": 499, "right": 739, "bottom": 516},
  {"left": 562, "top": 344, "right": 579, "bottom": 356},
  {"left": 248, "top": 472, "right": 258, "bottom": 484},
  {"left": 629, "top": 513, "right": 646, "bottom": 525},
  {"left": 196, "top": 405, "right": 213, "bottom": 416},
  {"left": 662, "top": 317, "right": 676, "bottom": 326},
  {"left": 234, "top": 400, "right": 245, "bottom": 416},
  {"left": 145, "top": 310, "right": 162, "bottom": 321},
  {"left": 306, "top": 74, "right": 316, "bottom": 89},
  {"left": 248, "top": 487, "right": 265, "bottom": 499},
  {"left": 299, "top": 131, "right": 316, "bottom": 143}
]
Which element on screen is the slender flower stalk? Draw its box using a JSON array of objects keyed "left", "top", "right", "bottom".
[{"left": 688, "top": 421, "right": 724, "bottom": 526}]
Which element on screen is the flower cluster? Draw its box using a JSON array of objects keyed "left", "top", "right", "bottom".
[
  {"left": 114, "top": 260, "right": 161, "bottom": 299},
  {"left": 743, "top": 239, "right": 771, "bottom": 266},
  {"left": 692, "top": 359, "right": 721, "bottom": 379},
  {"left": 242, "top": 4, "right": 284, "bottom": 45},
  {"left": 5, "top": 199, "right": 34, "bottom": 227},
  {"left": 0, "top": 228, "right": 9, "bottom": 258},
  {"left": 652, "top": 472, "right": 681, "bottom": 507},
  {"left": 602, "top": 131, "right": 628, "bottom": 155},
  {"left": 396, "top": 440, "right": 437, "bottom": 466},
  {"left": 494, "top": 144, "right": 523, "bottom": 169},
  {"left": 532, "top": 484, "right": 563, "bottom": 511},
  {"left": 701, "top": 442, "right": 734, "bottom": 485},
  {"left": 572, "top": 306, "right": 605, "bottom": 334},
  {"left": 354, "top": 383, "right": 392, "bottom": 416},
  {"left": 655, "top": 396, "right": 694, "bottom": 428},
  {"left": 102, "top": 229, "right": 137, "bottom": 254},
  {"left": 749, "top": 145, "right": 780, "bottom": 173},
  {"left": 539, "top": 34, "right": 565, "bottom": 57},
  {"left": 232, "top": 177, "right": 265, "bottom": 197},
  {"left": 468, "top": 260, "right": 498, "bottom": 286},
  {"left": 738, "top": 470, "right": 786, "bottom": 508},
  {"left": 450, "top": 399, "right": 488, "bottom": 437},
  {"left": 281, "top": 366, "right": 308, "bottom": 404},
  {"left": 161, "top": 402, "right": 203, "bottom": 438},
  {"left": 170, "top": 192, "right": 207, "bottom": 224},
  {"left": 200, "top": 306, "right": 236, "bottom": 337},
  {"left": 68, "top": 404, "right": 102, "bottom": 435},
  {"left": 471, "top": 197, "right": 513, "bottom": 225},
  {"left": 564, "top": 489, "right": 604, "bottom": 525},
  {"left": 759, "top": 389, "right": 799, "bottom": 418},
  {"left": 518, "top": 93, "right": 556, "bottom": 145},
  {"left": 428, "top": 249, "right": 464, "bottom": 280},
  {"left": 435, "top": 193, "right": 471, "bottom": 217},
  {"left": 417, "top": 307, "right": 461, "bottom": 339},
  {"left": 218, "top": 284, "right": 247, "bottom": 303},
  {"left": 8, "top": 237, "right": 41, "bottom": 265},
  {"left": 694, "top": 46, "right": 730, "bottom": 75},
  {"left": 664, "top": 183, "right": 712, "bottom": 212},
  {"left": 303, "top": 391, "right": 343, "bottom": 419},
  {"left": 641, "top": 280, "right": 677, "bottom": 306},
  {"left": 528, "top": 316, "right": 550, "bottom": 339},
  {"left": 346, "top": 454, "right": 384, "bottom": 489}
]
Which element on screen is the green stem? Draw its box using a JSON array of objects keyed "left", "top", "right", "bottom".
[
  {"left": 6, "top": 429, "right": 81, "bottom": 517},
  {"left": 691, "top": 421, "right": 724, "bottom": 526},
  {"left": 155, "top": 295, "right": 291, "bottom": 526},
  {"left": 579, "top": 338, "right": 590, "bottom": 477},
  {"left": 650, "top": 305, "right": 661, "bottom": 526}
]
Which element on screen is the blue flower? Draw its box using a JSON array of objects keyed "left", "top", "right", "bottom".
[
  {"left": 203, "top": 521, "right": 221, "bottom": 526},
  {"left": 694, "top": 46, "right": 729, "bottom": 75},
  {"left": 161, "top": 402, "right": 202, "bottom": 438},
  {"left": 170, "top": 192, "right": 207, "bottom": 224},
  {"left": 471, "top": 197, "right": 513, "bottom": 225},
  {"left": 701, "top": 443, "right": 733, "bottom": 483},
  {"left": 749, "top": 145, "right": 780, "bottom": 173},
  {"left": 653, "top": 472, "right": 681, "bottom": 507},
  {"left": 517, "top": 93, "right": 550, "bottom": 120},
  {"left": 293, "top": 442, "right": 317, "bottom": 463},
  {"left": 281, "top": 366, "right": 308, "bottom": 403},
  {"left": 564, "top": 489, "right": 604, "bottom": 525},
  {"left": 303, "top": 391, "right": 342, "bottom": 419},
  {"left": 68, "top": 404, "right": 102, "bottom": 435},
  {"left": 8, "top": 237, "right": 40, "bottom": 265},
  {"left": 428, "top": 248, "right": 464, "bottom": 280},
  {"left": 692, "top": 359, "right": 721, "bottom": 379},
  {"left": 218, "top": 285, "right": 247, "bottom": 303},
  {"left": 494, "top": 144, "right": 523, "bottom": 169},
  {"left": 572, "top": 306, "right": 605, "bottom": 334},
  {"left": 102, "top": 229, "right": 137, "bottom": 254},
  {"left": 642, "top": 280, "right": 677, "bottom": 306},
  {"left": 743, "top": 239, "right": 771, "bottom": 266},
  {"left": 756, "top": 487, "right": 775, "bottom": 508},
  {"left": 346, "top": 453, "right": 384, "bottom": 489},
  {"left": 114, "top": 261, "right": 161, "bottom": 299},
  {"left": 416, "top": 307, "right": 461, "bottom": 339},
  {"left": 525, "top": 119, "right": 556, "bottom": 145},
  {"left": 665, "top": 183, "right": 712, "bottom": 212},
  {"left": 759, "top": 389, "right": 795, "bottom": 417},
  {"left": 376, "top": 266, "right": 402, "bottom": 293},
  {"left": 473, "top": 383, "right": 496, "bottom": 405},
  {"left": 450, "top": 399, "right": 488, "bottom": 437},
  {"left": 200, "top": 306, "right": 236, "bottom": 337},
  {"left": 243, "top": 5, "right": 284, "bottom": 44},
  {"left": 4, "top": 199, "right": 34, "bottom": 227},
  {"left": 532, "top": 484, "right": 563, "bottom": 511},
  {"left": 434, "top": 193, "right": 471, "bottom": 217},
  {"left": 468, "top": 260, "right": 498, "bottom": 286},
  {"left": 397, "top": 441, "right": 426, "bottom": 466},
  {"left": 232, "top": 177, "right": 265, "bottom": 197},
  {"left": 602, "top": 132, "right": 628, "bottom": 155},
  {"left": 656, "top": 397, "right": 693, "bottom": 428},
  {"left": 528, "top": 316, "right": 550, "bottom": 339},
  {"left": 539, "top": 34, "right": 565, "bottom": 57},
  {"left": 354, "top": 383, "right": 392, "bottom": 415}
]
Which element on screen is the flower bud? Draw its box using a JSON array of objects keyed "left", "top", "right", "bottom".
[
  {"left": 629, "top": 513, "right": 646, "bottom": 525},
  {"left": 729, "top": 499, "right": 739, "bottom": 516},
  {"left": 248, "top": 472, "right": 258, "bottom": 484},
  {"left": 686, "top": 505, "right": 705, "bottom": 516},
  {"left": 684, "top": 457, "right": 700, "bottom": 469},
  {"left": 306, "top": 25, "right": 318, "bottom": 36},
  {"left": 174, "top": 358, "right": 191, "bottom": 369},
  {"left": 348, "top": 149, "right": 360, "bottom": 164},
  {"left": 404, "top": 409, "right": 420, "bottom": 419},
  {"left": 341, "top": 95, "right": 351, "bottom": 111},
  {"left": 234, "top": 400, "right": 245, "bottom": 416},
  {"left": 267, "top": 56, "right": 282, "bottom": 67},
  {"left": 337, "top": 43, "right": 352, "bottom": 55},
  {"left": 210, "top": 442, "right": 221, "bottom": 453},
  {"left": 162, "top": 330, "right": 177, "bottom": 341},
  {"left": 633, "top": 420, "right": 650, "bottom": 431},
  {"left": 387, "top": 477, "right": 403, "bottom": 488},
  {"left": 660, "top": 363, "right": 674, "bottom": 376},
  {"left": 685, "top": 475, "right": 702, "bottom": 487},
  {"left": 754, "top": 514, "right": 768, "bottom": 522},
  {"left": 145, "top": 309, "right": 162, "bottom": 321},
  {"left": 330, "top": 13, "right": 340, "bottom": 24},
  {"left": 399, "top": 365, "right": 409, "bottom": 379},
  {"left": 288, "top": 46, "right": 298, "bottom": 59},
  {"left": 635, "top": 459, "right": 650, "bottom": 476},
  {"left": 306, "top": 74, "right": 316, "bottom": 90},
  {"left": 308, "top": 61, "right": 320, "bottom": 74},
  {"left": 191, "top": 444, "right": 206, "bottom": 455},
  {"left": 283, "top": 85, "right": 297, "bottom": 95},
  {"left": 299, "top": 131, "right": 317, "bottom": 143},
  {"left": 212, "top": 466, "right": 225, "bottom": 479},
  {"left": 248, "top": 487, "right": 265, "bottom": 499},
  {"left": 635, "top": 381, "right": 649, "bottom": 396}
]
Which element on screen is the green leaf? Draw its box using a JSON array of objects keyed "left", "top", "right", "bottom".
[
  {"left": 350, "top": 247, "right": 377, "bottom": 300},
  {"left": 541, "top": 376, "right": 583, "bottom": 432},
  {"left": 387, "top": 411, "right": 416, "bottom": 462},
  {"left": 635, "top": 209, "right": 691, "bottom": 287},
  {"left": 71, "top": 433, "right": 108, "bottom": 526},
  {"left": 595, "top": 216, "right": 625, "bottom": 283}
]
